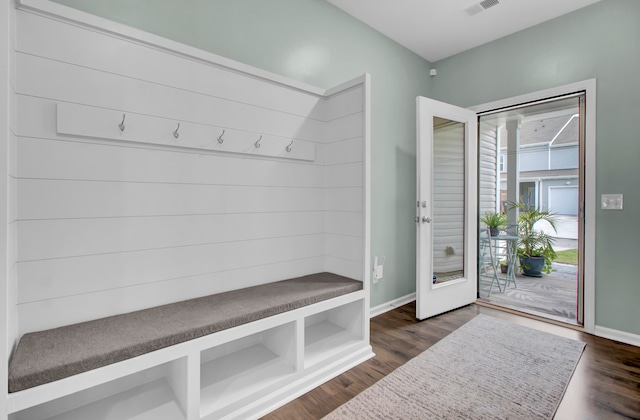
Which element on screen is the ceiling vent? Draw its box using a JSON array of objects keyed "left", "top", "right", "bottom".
[
  {"left": 465, "top": 0, "right": 500, "bottom": 16},
  {"left": 479, "top": 0, "right": 500, "bottom": 9}
]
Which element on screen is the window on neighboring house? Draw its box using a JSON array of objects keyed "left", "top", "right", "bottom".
[{"left": 499, "top": 154, "right": 506, "bottom": 172}]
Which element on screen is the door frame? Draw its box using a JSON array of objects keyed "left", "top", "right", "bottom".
[{"left": 469, "top": 79, "right": 596, "bottom": 334}]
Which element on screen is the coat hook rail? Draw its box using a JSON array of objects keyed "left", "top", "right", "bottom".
[{"left": 57, "top": 102, "right": 318, "bottom": 160}]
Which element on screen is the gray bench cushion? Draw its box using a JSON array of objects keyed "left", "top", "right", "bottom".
[{"left": 8, "top": 272, "right": 362, "bottom": 393}]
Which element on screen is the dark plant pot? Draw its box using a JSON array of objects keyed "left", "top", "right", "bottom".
[
  {"left": 489, "top": 227, "right": 500, "bottom": 237},
  {"left": 519, "top": 256, "right": 544, "bottom": 277},
  {"left": 500, "top": 263, "right": 508, "bottom": 274}
]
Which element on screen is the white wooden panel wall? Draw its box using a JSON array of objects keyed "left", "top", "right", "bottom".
[
  {"left": 323, "top": 87, "right": 364, "bottom": 281},
  {"left": 433, "top": 123, "right": 465, "bottom": 274},
  {"left": 479, "top": 127, "right": 499, "bottom": 217},
  {"left": 15, "top": 11, "right": 325, "bottom": 120},
  {"left": 13, "top": 10, "right": 365, "bottom": 334},
  {"left": 17, "top": 54, "right": 325, "bottom": 144}
]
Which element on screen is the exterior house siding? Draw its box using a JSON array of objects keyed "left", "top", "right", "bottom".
[
  {"left": 518, "top": 146, "right": 549, "bottom": 172},
  {"left": 551, "top": 144, "right": 579, "bottom": 170}
]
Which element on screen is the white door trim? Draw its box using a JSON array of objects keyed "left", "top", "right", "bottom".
[{"left": 469, "top": 79, "right": 596, "bottom": 334}]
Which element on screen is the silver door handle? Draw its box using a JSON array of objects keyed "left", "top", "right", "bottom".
[{"left": 422, "top": 216, "right": 432, "bottom": 223}]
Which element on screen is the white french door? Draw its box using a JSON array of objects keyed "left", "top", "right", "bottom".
[{"left": 416, "top": 97, "right": 478, "bottom": 320}]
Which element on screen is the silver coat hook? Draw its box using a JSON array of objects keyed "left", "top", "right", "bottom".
[
  {"left": 119, "top": 114, "right": 126, "bottom": 132},
  {"left": 254, "top": 135, "right": 262, "bottom": 149},
  {"left": 173, "top": 123, "right": 180, "bottom": 139},
  {"left": 286, "top": 140, "right": 294, "bottom": 152},
  {"left": 218, "top": 129, "right": 225, "bottom": 144}
]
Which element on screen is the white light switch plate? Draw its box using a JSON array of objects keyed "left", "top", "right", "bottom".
[{"left": 601, "top": 194, "right": 623, "bottom": 210}]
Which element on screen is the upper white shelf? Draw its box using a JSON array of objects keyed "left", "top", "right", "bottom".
[{"left": 56, "top": 102, "right": 316, "bottom": 161}]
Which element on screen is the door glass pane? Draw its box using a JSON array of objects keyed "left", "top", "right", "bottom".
[{"left": 433, "top": 117, "right": 465, "bottom": 284}]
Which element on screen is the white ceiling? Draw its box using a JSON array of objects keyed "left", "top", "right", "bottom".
[{"left": 326, "top": 0, "right": 601, "bottom": 62}]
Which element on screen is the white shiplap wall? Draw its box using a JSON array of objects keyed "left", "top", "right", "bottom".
[
  {"left": 324, "top": 86, "right": 364, "bottom": 280},
  {"left": 13, "top": 10, "right": 365, "bottom": 336}
]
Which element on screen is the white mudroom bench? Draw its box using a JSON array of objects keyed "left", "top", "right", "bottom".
[{"left": 7, "top": 273, "right": 373, "bottom": 419}]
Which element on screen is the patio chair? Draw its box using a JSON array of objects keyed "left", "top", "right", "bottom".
[
  {"left": 499, "top": 223, "right": 518, "bottom": 290},
  {"left": 479, "top": 228, "right": 502, "bottom": 296}
]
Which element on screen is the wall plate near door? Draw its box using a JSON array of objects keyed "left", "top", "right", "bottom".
[{"left": 601, "top": 194, "right": 623, "bottom": 210}]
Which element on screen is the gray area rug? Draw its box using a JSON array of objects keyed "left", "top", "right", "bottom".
[{"left": 324, "top": 314, "right": 585, "bottom": 420}]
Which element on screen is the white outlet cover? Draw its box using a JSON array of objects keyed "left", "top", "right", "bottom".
[{"left": 601, "top": 194, "right": 623, "bottom": 210}]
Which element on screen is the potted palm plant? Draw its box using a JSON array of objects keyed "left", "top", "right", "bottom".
[
  {"left": 480, "top": 211, "right": 507, "bottom": 236},
  {"left": 510, "top": 202, "right": 558, "bottom": 276}
]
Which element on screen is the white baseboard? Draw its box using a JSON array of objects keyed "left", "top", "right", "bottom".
[
  {"left": 370, "top": 293, "right": 416, "bottom": 318},
  {"left": 594, "top": 325, "right": 640, "bottom": 348}
]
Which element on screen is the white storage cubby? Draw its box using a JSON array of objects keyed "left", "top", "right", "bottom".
[
  {"left": 304, "top": 300, "right": 364, "bottom": 368},
  {"left": 10, "top": 358, "right": 189, "bottom": 420},
  {"left": 200, "top": 322, "right": 297, "bottom": 419},
  {"left": 7, "top": 295, "right": 372, "bottom": 420}
]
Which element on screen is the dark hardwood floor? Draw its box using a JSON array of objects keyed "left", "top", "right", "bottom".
[{"left": 264, "top": 302, "right": 640, "bottom": 419}]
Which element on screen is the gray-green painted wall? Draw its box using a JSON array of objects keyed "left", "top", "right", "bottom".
[
  {"left": 50, "top": 0, "right": 431, "bottom": 308},
  {"left": 51, "top": 0, "right": 640, "bottom": 336},
  {"left": 431, "top": 0, "right": 640, "bottom": 335}
]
